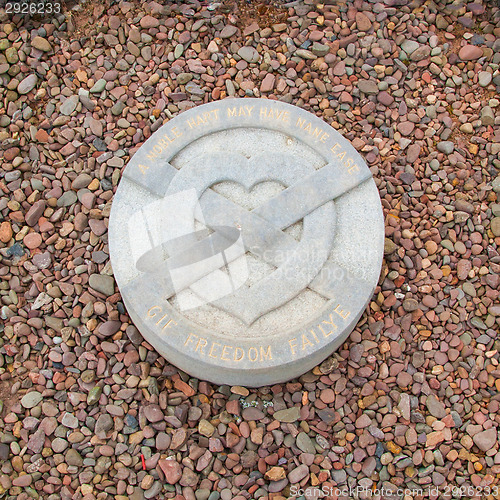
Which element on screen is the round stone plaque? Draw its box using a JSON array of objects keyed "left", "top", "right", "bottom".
[{"left": 109, "top": 98, "right": 384, "bottom": 386}]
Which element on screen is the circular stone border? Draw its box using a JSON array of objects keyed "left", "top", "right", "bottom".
[{"left": 109, "top": 98, "right": 384, "bottom": 386}]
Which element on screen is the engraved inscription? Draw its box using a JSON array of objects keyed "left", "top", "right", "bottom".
[
  {"left": 334, "top": 304, "right": 351, "bottom": 320},
  {"left": 259, "top": 106, "right": 290, "bottom": 124},
  {"left": 138, "top": 164, "right": 149, "bottom": 175},
  {"left": 295, "top": 117, "right": 329, "bottom": 143},
  {"left": 330, "top": 143, "right": 360, "bottom": 175},
  {"left": 227, "top": 105, "right": 255, "bottom": 118},
  {"left": 146, "top": 127, "right": 183, "bottom": 161},
  {"left": 289, "top": 307, "right": 352, "bottom": 356},
  {"left": 147, "top": 305, "right": 178, "bottom": 330},
  {"left": 184, "top": 333, "right": 272, "bottom": 363},
  {"left": 187, "top": 109, "right": 219, "bottom": 129}
]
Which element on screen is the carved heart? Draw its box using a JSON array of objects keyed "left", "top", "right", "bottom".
[{"left": 163, "top": 152, "right": 337, "bottom": 325}]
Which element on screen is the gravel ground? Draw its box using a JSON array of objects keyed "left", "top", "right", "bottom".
[{"left": 0, "top": 0, "right": 500, "bottom": 499}]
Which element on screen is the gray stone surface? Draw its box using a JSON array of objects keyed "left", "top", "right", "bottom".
[{"left": 109, "top": 98, "right": 384, "bottom": 386}]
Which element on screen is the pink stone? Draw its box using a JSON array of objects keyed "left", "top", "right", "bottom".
[
  {"left": 333, "top": 61, "right": 345, "bottom": 76},
  {"left": 123, "top": 349, "right": 139, "bottom": 367},
  {"left": 457, "top": 259, "right": 472, "bottom": 280},
  {"left": 406, "top": 142, "right": 421, "bottom": 162},
  {"left": 398, "top": 121, "right": 415, "bottom": 136},
  {"left": 140, "top": 15, "right": 159, "bottom": 29},
  {"left": 426, "top": 431, "right": 444, "bottom": 448},
  {"left": 108, "top": 16, "right": 121, "bottom": 29},
  {"left": 355, "top": 12, "right": 372, "bottom": 31},
  {"left": 48, "top": 351, "right": 62, "bottom": 362},
  {"left": 89, "top": 219, "right": 107, "bottom": 236},
  {"left": 81, "top": 192, "right": 96, "bottom": 209},
  {"left": 377, "top": 91, "right": 394, "bottom": 106},
  {"left": 179, "top": 31, "right": 191, "bottom": 44},
  {"left": 159, "top": 459, "right": 182, "bottom": 484},
  {"left": 320, "top": 388, "right": 335, "bottom": 404},
  {"left": 340, "top": 91, "right": 353, "bottom": 103},
  {"left": 25, "top": 200, "right": 46, "bottom": 227},
  {"left": 260, "top": 74, "right": 275, "bottom": 93},
  {"left": 459, "top": 45, "right": 483, "bottom": 61},
  {"left": 13, "top": 475, "right": 33, "bottom": 487},
  {"left": 24, "top": 232, "right": 42, "bottom": 249},
  {"left": 355, "top": 414, "right": 372, "bottom": 428}
]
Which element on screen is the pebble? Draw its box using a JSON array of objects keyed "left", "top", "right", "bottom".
[
  {"left": 295, "top": 49, "right": 317, "bottom": 60},
  {"left": 296, "top": 432, "right": 316, "bottom": 454},
  {"left": 473, "top": 428, "right": 498, "bottom": 452},
  {"left": 459, "top": 44, "right": 483, "bottom": 60},
  {"left": 260, "top": 74, "right": 275, "bottom": 93},
  {"left": 355, "top": 12, "right": 372, "bottom": 31},
  {"left": 198, "top": 419, "right": 215, "bottom": 437},
  {"left": 5, "top": 46, "right": 18, "bottom": 64},
  {"left": 273, "top": 407, "right": 300, "bottom": 422},
  {"left": 90, "top": 79, "right": 106, "bottom": 93},
  {"left": 140, "top": 15, "right": 159, "bottom": 29},
  {"left": 358, "top": 80, "right": 379, "bottom": 95},
  {"left": 27, "top": 430, "right": 45, "bottom": 454},
  {"left": 60, "top": 95, "right": 79, "bottom": 115},
  {"left": 406, "top": 144, "right": 421, "bottom": 163},
  {"left": 220, "top": 25, "right": 238, "bottom": 38},
  {"left": 170, "top": 428, "right": 188, "bottom": 450},
  {"left": 401, "top": 40, "right": 419, "bottom": 55},
  {"left": 89, "top": 275, "right": 115, "bottom": 296},
  {"left": 87, "top": 386, "right": 102, "bottom": 405},
  {"left": 265, "top": 466, "right": 286, "bottom": 481},
  {"left": 21, "top": 391, "right": 43, "bottom": 409},
  {"left": 66, "top": 449, "right": 83, "bottom": 467},
  {"left": 25, "top": 200, "right": 45, "bottom": 226},
  {"left": 31, "top": 36, "right": 52, "bottom": 52},
  {"left": 17, "top": 74, "right": 38, "bottom": 95},
  {"left": 491, "top": 218, "right": 500, "bottom": 236},
  {"left": 143, "top": 404, "right": 163, "bottom": 423},
  {"left": 311, "top": 42, "right": 329, "bottom": 57},
  {"left": 242, "top": 407, "right": 264, "bottom": 420},
  {"left": 238, "top": 46, "right": 259, "bottom": 63},
  {"left": 159, "top": 459, "right": 182, "bottom": 484},
  {"left": 288, "top": 464, "right": 309, "bottom": 483},
  {"left": 426, "top": 394, "right": 447, "bottom": 419},
  {"left": 0, "top": 221, "right": 12, "bottom": 243},
  {"left": 58, "top": 191, "right": 78, "bottom": 207},
  {"left": 482, "top": 106, "right": 494, "bottom": 125},
  {"left": 478, "top": 71, "right": 492, "bottom": 87},
  {"left": 437, "top": 141, "right": 454, "bottom": 154}
]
